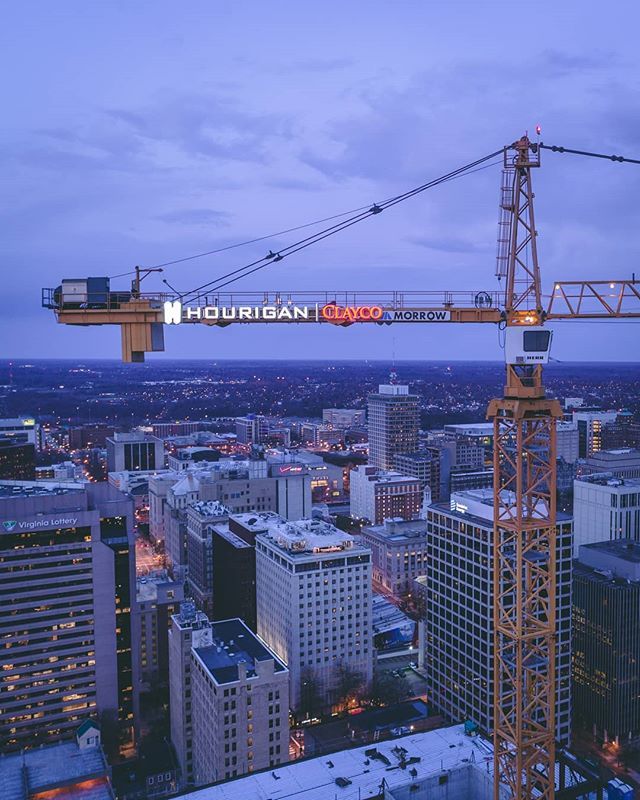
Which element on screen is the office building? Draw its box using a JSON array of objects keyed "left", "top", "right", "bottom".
[
  {"left": 0, "top": 480, "right": 139, "bottom": 751},
  {"left": 168, "top": 447, "right": 221, "bottom": 471},
  {"left": 156, "top": 459, "right": 312, "bottom": 572},
  {"left": 186, "top": 501, "right": 230, "bottom": 614},
  {"left": 106, "top": 432, "right": 165, "bottom": 473},
  {"left": 36, "top": 461, "right": 79, "bottom": 481},
  {"left": 0, "top": 416, "right": 42, "bottom": 449},
  {"left": 255, "top": 518, "right": 373, "bottom": 713},
  {"left": 191, "top": 618, "right": 290, "bottom": 785},
  {"left": 582, "top": 448, "right": 640, "bottom": 480},
  {"left": 573, "top": 409, "right": 618, "bottom": 458},
  {"left": 359, "top": 517, "right": 427, "bottom": 598},
  {"left": 153, "top": 421, "right": 202, "bottom": 438},
  {"left": 300, "top": 422, "right": 343, "bottom": 448},
  {"left": 0, "top": 722, "right": 113, "bottom": 800},
  {"left": 368, "top": 383, "right": 419, "bottom": 470},
  {"left": 148, "top": 472, "right": 181, "bottom": 543},
  {"left": 68, "top": 424, "right": 118, "bottom": 450},
  {"left": 425, "top": 489, "right": 573, "bottom": 744},
  {"left": 443, "top": 423, "right": 493, "bottom": 463},
  {"left": 573, "top": 473, "right": 640, "bottom": 555},
  {"left": 169, "top": 603, "right": 213, "bottom": 787},
  {"left": 394, "top": 451, "right": 438, "bottom": 496},
  {"left": 573, "top": 540, "right": 640, "bottom": 746},
  {"left": 235, "top": 415, "right": 269, "bottom": 445},
  {"left": 0, "top": 437, "right": 36, "bottom": 480},
  {"left": 349, "top": 464, "right": 422, "bottom": 524},
  {"left": 136, "top": 572, "right": 184, "bottom": 689},
  {"left": 450, "top": 466, "right": 494, "bottom": 493},
  {"left": 602, "top": 412, "right": 640, "bottom": 450},
  {"left": 323, "top": 408, "right": 366, "bottom": 428},
  {"left": 211, "top": 519, "right": 259, "bottom": 630},
  {"left": 556, "top": 421, "right": 580, "bottom": 463}
]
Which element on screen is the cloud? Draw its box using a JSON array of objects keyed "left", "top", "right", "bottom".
[
  {"left": 410, "top": 236, "right": 488, "bottom": 254},
  {"left": 155, "top": 208, "right": 230, "bottom": 226}
]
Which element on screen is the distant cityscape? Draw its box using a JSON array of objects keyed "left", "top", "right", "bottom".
[{"left": 0, "top": 358, "right": 639, "bottom": 799}]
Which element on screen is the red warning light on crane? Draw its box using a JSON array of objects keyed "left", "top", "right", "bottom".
[{"left": 536, "top": 124, "right": 542, "bottom": 136}]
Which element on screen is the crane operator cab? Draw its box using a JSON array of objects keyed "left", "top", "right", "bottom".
[{"left": 504, "top": 325, "right": 552, "bottom": 366}]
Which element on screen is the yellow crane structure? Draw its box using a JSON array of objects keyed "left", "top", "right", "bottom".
[{"left": 43, "top": 135, "right": 640, "bottom": 799}]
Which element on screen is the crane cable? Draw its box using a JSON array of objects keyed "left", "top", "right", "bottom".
[
  {"left": 179, "top": 148, "right": 504, "bottom": 302},
  {"left": 540, "top": 143, "right": 640, "bottom": 165}
]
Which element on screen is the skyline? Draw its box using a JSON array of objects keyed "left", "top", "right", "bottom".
[{"left": 3, "top": 1, "right": 640, "bottom": 361}]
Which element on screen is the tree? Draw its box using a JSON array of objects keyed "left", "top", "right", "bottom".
[
  {"left": 335, "top": 661, "right": 365, "bottom": 710},
  {"left": 296, "top": 666, "right": 322, "bottom": 720},
  {"left": 369, "top": 671, "right": 411, "bottom": 707}
]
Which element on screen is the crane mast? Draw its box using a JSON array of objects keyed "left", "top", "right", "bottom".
[
  {"left": 42, "top": 134, "right": 640, "bottom": 800},
  {"left": 488, "top": 136, "right": 561, "bottom": 800}
]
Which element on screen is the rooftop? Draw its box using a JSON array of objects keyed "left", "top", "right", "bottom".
[
  {"left": 259, "top": 518, "right": 359, "bottom": 555},
  {"left": 190, "top": 500, "right": 230, "bottom": 518},
  {"left": 0, "top": 479, "right": 86, "bottom": 498},
  {"left": 362, "top": 518, "right": 427, "bottom": 543},
  {"left": 576, "top": 472, "right": 640, "bottom": 488},
  {"left": 0, "top": 740, "right": 112, "bottom": 800},
  {"left": 580, "top": 539, "right": 640, "bottom": 567},
  {"left": 136, "top": 571, "right": 183, "bottom": 602},
  {"left": 193, "top": 618, "right": 287, "bottom": 684},
  {"left": 171, "top": 724, "right": 498, "bottom": 800},
  {"left": 442, "top": 489, "right": 572, "bottom": 525}
]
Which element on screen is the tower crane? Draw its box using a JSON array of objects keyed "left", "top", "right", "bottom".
[{"left": 43, "top": 135, "right": 640, "bottom": 799}]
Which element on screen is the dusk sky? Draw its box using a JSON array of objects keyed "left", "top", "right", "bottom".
[{"left": 2, "top": 1, "right": 640, "bottom": 361}]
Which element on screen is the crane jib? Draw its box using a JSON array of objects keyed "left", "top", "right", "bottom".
[{"left": 163, "top": 301, "right": 453, "bottom": 324}]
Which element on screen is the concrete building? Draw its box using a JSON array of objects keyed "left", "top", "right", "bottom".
[
  {"left": 393, "top": 450, "right": 443, "bottom": 500},
  {"left": 582, "top": 448, "right": 640, "bottom": 479},
  {"left": 235, "top": 415, "right": 269, "bottom": 445},
  {"left": 573, "top": 540, "right": 640, "bottom": 746},
  {"left": 153, "top": 421, "right": 202, "bottom": 438},
  {"left": 0, "top": 722, "right": 113, "bottom": 800},
  {"left": 36, "top": 461, "right": 79, "bottom": 481},
  {"left": 0, "top": 437, "right": 36, "bottom": 480},
  {"left": 602, "top": 412, "right": 640, "bottom": 450},
  {"left": 186, "top": 501, "right": 230, "bottom": 615},
  {"left": 300, "top": 422, "right": 343, "bottom": 447},
  {"left": 359, "top": 518, "right": 428, "bottom": 598},
  {"left": 368, "top": 384, "right": 419, "bottom": 470},
  {"left": 0, "top": 480, "right": 139, "bottom": 751},
  {"left": 136, "top": 572, "right": 184, "bottom": 689},
  {"left": 443, "top": 422, "right": 493, "bottom": 462},
  {"left": 168, "top": 447, "right": 221, "bottom": 471},
  {"left": 573, "top": 409, "right": 618, "bottom": 457},
  {"left": 211, "top": 522, "right": 258, "bottom": 630},
  {"left": 350, "top": 464, "right": 422, "bottom": 524},
  {"left": 449, "top": 466, "right": 494, "bottom": 493},
  {"left": 169, "top": 603, "right": 213, "bottom": 787},
  {"left": 191, "top": 618, "right": 290, "bottom": 785},
  {"left": 255, "top": 518, "right": 373, "bottom": 713},
  {"left": 323, "top": 408, "right": 365, "bottom": 427},
  {"left": 155, "top": 459, "right": 313, "bottom": 573},
  {"left": 556, "top": 420, "right": 580, "bottom": 463},
  {"left": 106, "top": 432, "right": 165, "bottom": 473},
  {"left": 0, "top": 416, "right": 42, "bottom": 449},
  {"left": 425, "top": 489, "right": 573, "bottom": 744},
  {"left": 573, "top": 473, "right": 640, "bottom": 555},
  {"left": 167, "top": 724, "right": 512, "bottom": 800}
]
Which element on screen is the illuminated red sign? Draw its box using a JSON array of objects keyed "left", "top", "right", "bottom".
[{"left": 320, "top": 304, "right": 383, "bottom": 322}]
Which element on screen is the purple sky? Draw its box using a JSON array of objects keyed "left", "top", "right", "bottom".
[{"left": 3, "top": 1, "right": 640, "bottom": 361}]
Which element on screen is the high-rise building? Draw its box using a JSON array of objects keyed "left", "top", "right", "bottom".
[
  {"left": 323, "top": 408, "right": 366, "bottom": 428},
  {"left": 136, "top": 572, "right": 184, "bottom": 689},
  {"left": 393, "top": 451, "right": 437, "bottom": 496},
  {"left": 0, "top": 480, "right": 139, "bottom": 751},
  {"left": 556, "top": 421, "right": 580, "bottom": 463},
  {"left": 367, "top": 384, "right": 419, "bottom": 470},
  {"left": 186, "top": 501, "right": 230, "bottom": 615},
  {"left": 169, "top": 603, "right": 213, "bottom": 787},
  {"left": 349, "top": 464, "right": 422, "bottom": 524},
  {"left": 106, "top": 432, "right": 165, "bottom": 473},
  {"left": 573, "top": 540, "right": 640, "bottom": 746},
  {"left": 573, "top": 410, "right": 618, "bottom": 458},
  {"left": 601, "top": 412, "right": 640, "bottom": 451},
  {"left": 235, "top": 415, "right": 269, "bottom": 445},
  {"left": 358, "top": 518, "right": 427, "bottom": 598},
  {"left": 211, "top": 518, "right": 260, "bottom": 630},
  {"left": 255, "top": 518, "right": 373, "bottom": 714},
  {"left": 0, "top": 417, "right": 42, "bottom": 449},
  {"left": 573, "top": 473, "right": 640, "bottom": 555},
  {"left": 0, "top": 437, "right": 36, "bottom": 480},
  {"left": 191, "top": 618, "right": 290, "bottom": 785},
  {"left": 425, "top": 489, "right": 573, "bottom": 744},
  {"left": 443, "top": 423, "right": 493, "bottom": 464},
  {"left": 154, "top": 459, "right": 313, "bottom": 573}
]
